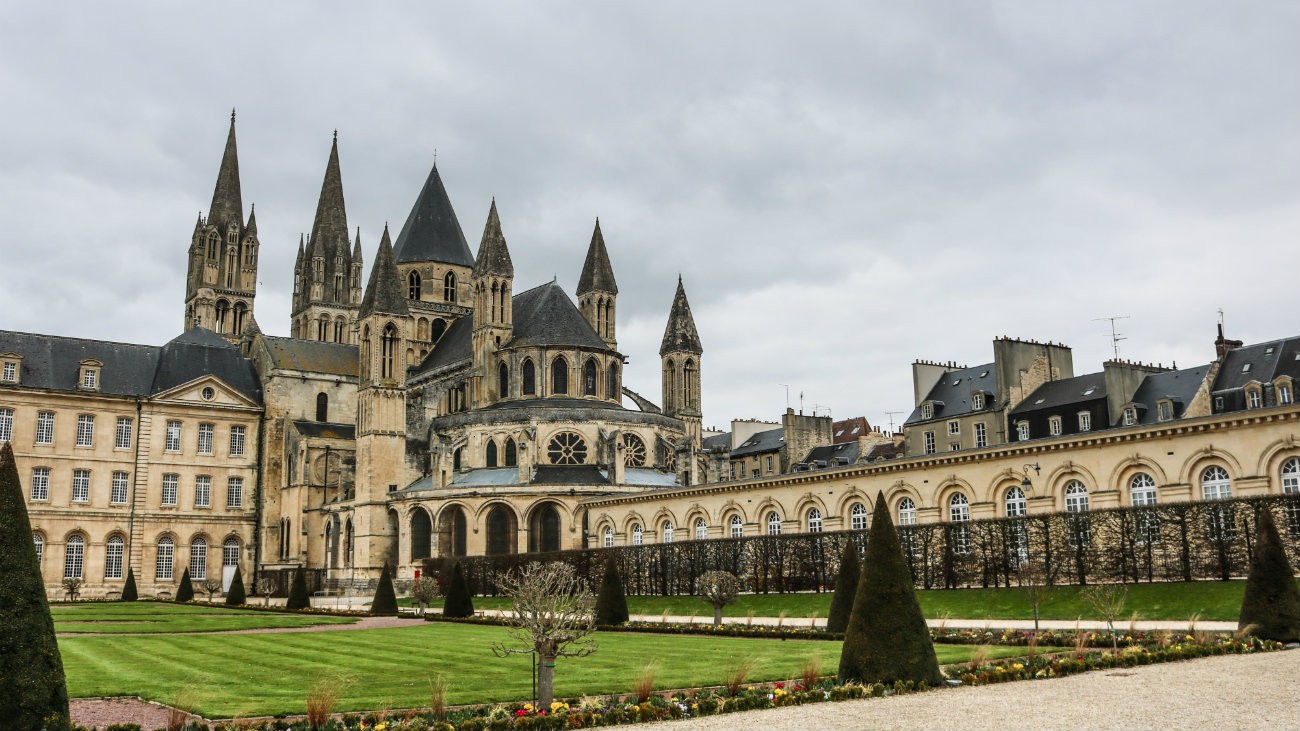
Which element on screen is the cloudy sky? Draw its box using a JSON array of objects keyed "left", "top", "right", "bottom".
[{"left": 2, "top": 2, "right": 1296, "bottom": 431}]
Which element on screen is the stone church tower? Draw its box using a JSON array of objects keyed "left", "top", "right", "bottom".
[
  {"left": 185, "top": 111, "right": 260, "bottom": 343},
  {"left": 470, "top": 200, "right": 514, "bottom": 406},
  {"left": 576, "top": 219, "right": 618, "bottom": 350},
  {"left": 661, "top": 277, "right": 704, "bottom": 449},
  {"left": 291, "top": 133, "right": 364, "bottom": 343}
]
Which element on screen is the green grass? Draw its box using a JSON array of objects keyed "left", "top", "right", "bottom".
[
  {"left": 57, "top": 606, "right": 1046, "bottom": 717},
  {"left": 52, "top": 601, "right": 358, "bottom": 634},
  {"left": 462, "top": 580, "right": 1274, "bottom": 622}
]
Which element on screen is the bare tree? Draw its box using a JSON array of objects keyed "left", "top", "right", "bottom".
[
  {"left": 491, "top": 561, "right": 597, "bottom": 709},
  {"left": 697, "top": 570, "right": 740, "bottom": 627},
  {"left": 1017, "top": 560, "right": 1049, "bottom": 633},
  {"left": 411, "top": 576, "right": 441, "bottom": 616},
  {"left": 201, "top": 578, "right": 223, "bottom": 602},
  {"left": 1083, "top": 583, "right": 1129, "bottom": 651},
  {"left": 61, "top": 577, "right": 82, "bottom": 601},
  {"left": 255, "top": 576, "right": 277, "bottom": 606}
]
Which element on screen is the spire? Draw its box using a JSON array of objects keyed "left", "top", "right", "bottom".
[
  {"left": 472, "top": 199, "right": 514, "bottom": 278},
  {"left": 359, "top": 224, "right": 410, "bottom": 318},
  {"left": 393, "top": 160, "right": 475, "bottom": 267},
  {"left": 295, "top": 234, "right": 305, "bottom": 266},
  {"left": 207, "top": 110, "right": 244, "bottom": 232},
  {"left": 352, "top": 227, "right": 363, "bottom": 262},
  {"left": 308, "top": 132, "right": 349, "bottom": 260},
  {"left": 577, "top": 218, "right": 618, "bottom": 296},
  {"left": 660, "top": 276, "right": 703, "bottom": 355},
  {"left": 245, "top": 203, "right": 258, "bottom": 237}
]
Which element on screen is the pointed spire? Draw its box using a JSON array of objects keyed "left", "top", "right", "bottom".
[
  {"left": 245, "top": 203, "right": 258, "bottom": 237},
  {"left": 660, "top": 276, "right": 703, "bottom": 356},
  {"left": 393, "top": 159, "right": 475, "bottom": 267},
  {"left": 472, "top": 199, "right": 514, "bottom": 278},
  {"left": 207, "top": 110, "right": 244, "bottom": 232},
  {"left": 308, "top": 132, "right": 349, "bottom": 261},
  {"left": 360, "top": 224, "right": 410, "bottom": 318},
  {"left": 352, "top": 227, "right": 363, "bottom": 262},
  {"left": 577, "top": 218, "right": 618, "bottom": 296}
]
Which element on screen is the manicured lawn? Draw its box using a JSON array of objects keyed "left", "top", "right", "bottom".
[
  {"left": 458, "top": 580, "right": 1275, "bottom": 621},
  {"left": 59, "top": 617, "right": 1043, "bottom": 717},
  {"left": 52, "top": 601, "right": 358, "bottom": 634}
]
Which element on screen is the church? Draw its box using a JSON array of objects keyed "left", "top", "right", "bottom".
[{"left": 2, "top": 114, "right": 706, "bottom": 597}]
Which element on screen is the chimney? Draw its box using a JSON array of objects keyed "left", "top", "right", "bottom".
[{"left": 1215, "top": 323, "right": 1243, "bottom": 359}]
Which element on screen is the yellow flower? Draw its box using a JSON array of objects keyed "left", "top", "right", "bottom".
[
  {"left": 1012, "top": 663, "right": 1024, "bottom": 671},
  {"left": 375, "top": 724, "right": 387, "bottom": 731},
  {"left": 551, "top": 701, "right": 569, "bottom": 712}
]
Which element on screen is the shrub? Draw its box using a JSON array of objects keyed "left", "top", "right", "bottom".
[
  {"left": 1238, "top": 509, "right": 1300, "bottom": 642},
  {"left": 838, "top": 491, "right": 943, "bottom": 686},
  {"left": 595, "top": 559, "right": 630, "bottom": 626},
  {"left": 826, "top": 541, "right": 860, "bottom": 634},
  {"left": 696, "top": 570, "right": 740, "bottom": 627},
  {"left": 286, "top": 566, "right": 311, "bottom": 610},
  {"left": 370, "top": 563, "right": 399, "bottom": 616},
  {"left": 0, "top": 443, "right": 70, "bottom": 729},
  {"left": 121, "top": 567, "right": 138, "bottom": 602},
  {"left": 442, "top": 562, "right": 475, "bottom": 618},
  {"left": 175, "top": 568, "right": 194, "bottom": 603},
  {"left": 224, "top": 566, "right": 246, "bottom": 606}
]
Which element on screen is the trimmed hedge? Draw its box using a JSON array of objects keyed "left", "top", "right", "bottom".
[
  {"left": 286, "top": 566, "right": 311, "bottom": 610},
  {"left": 442, "top": 562, "right": 475, "bottom": 619},
  {"left": 1239, "top": 509, "right": 1300, "bottom": 642},
  {"left": 595, "top": 559, "right": 630, "bottom": 626},
  {"left": 225, "top": 566, "right": 246, "bottom": 606},
  {"left": 370, "top": 564, "right": 399, "bottom": 616},
  {"left": 120, "top": 568, "right": 138, "bottom": 602},
  {"left": 175, "top": 568, "right": 194, "bottom": 603}
]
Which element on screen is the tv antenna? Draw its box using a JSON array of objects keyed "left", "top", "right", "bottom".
[
  {"left": 779, "top": 384, "right": 790, "bottom": 409},
  {"left": 1094, "top": 315, "right": 1130, "bottom": 359},
  {"left": 885, "top": 410, "right": 905, "bottom": 434}
]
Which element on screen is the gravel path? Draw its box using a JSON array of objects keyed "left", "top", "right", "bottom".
[{"left": 649, "top": 649, "right": 1300, "bottom": 731}]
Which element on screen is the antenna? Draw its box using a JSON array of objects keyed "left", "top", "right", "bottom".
[
  {"left": 1093, "top": 315, "right": 1130, "bottom": 359},
  {"left": 779, "top": 384, "right": 790, "bottom": 409},
  {"left": 885, "top": 411, "right": 905, "bottom": 434},
  {"left": 1217, "top": 308, "right": 1225, "bottom": 328},
  {"left": 799, "top": 391, "right": 805, "bottom": 414}
]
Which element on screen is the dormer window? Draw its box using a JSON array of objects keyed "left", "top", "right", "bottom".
[
  {"left": 1277, "top": 379, "right": 1293, "bottom": 405},
  {"left": 1078, "top": 411, "right": 1092, "bottom": 431},
  {"left": 1157, "top": 400, "right": 1173, "bottom": 421},
  {"left": 78, "top": 359, "right": 102, "bottom": 391},
  {"left": 1123, "top": 406, "right": 1137, "bottom": 426},
  {"left": 2, "top": 355, "right": 19, "bottom": 383},
  {"left": 971, "top": 392, "right": 985, "bottom": 410},
  {"left": 1246, "top": 387, "right": 1262, "bottom": 409},
  {"left": 1016, "top": 421, "right": 1030, "bottom": 441},
  {"left": 1241, "top": 363, "right": 1252, "bottom": 373},
  {"left": 921, "top": 403, "right": 934, "bottom": 420},
  {"left": 1049, "top": 416, "right": 1062, "bottom": 436}
]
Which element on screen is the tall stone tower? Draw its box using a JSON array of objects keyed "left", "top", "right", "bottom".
[
  {"left": 470, "top": 201, "right": 514, "bottom": 406},
  {"left": 185, "top": 111, "right": 259, "bottom": 343},
  {"left": 576, "top": 219, "right": 618, "bottom": 350},
  {"left": 660, "top": 276, "right": 704, "bottom": 448},
  {"left": 291, "top": 132, "right": 364, "bottom": 343}
]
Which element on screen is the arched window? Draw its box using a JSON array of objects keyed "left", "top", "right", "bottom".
[
  {"left": 453, "top": 447, "right": 462, "bottom": 471},
  {"left": 64, "top": 535, "right": 85, "bottom": 579},
  {"left": 430, "top": 318, "right": 447, "bottom": 343},
  {"left": 1282, "top": 458, "right": 1300, "bottom": 536},
  {"left": 767, "top": 511, "right": 782, "bottom": 535},
  {"left": 498, "top": 362, "right": 510, "bottom": 398},
  {"left": 215, "top": 299, "right": 230, "bottom": 334},
  {"left": 334, "top": 317, "right": 345, "bottom": 343},
  {"left": 444, "top": 271, "right": 457, "bottom": 302},
  {"left": 1201, "top": 465, "right": 1232, "bottom": 500},
  {"left": 408, "top": 270, "right": 422, "bottom": 300},
  {"left": 547, "top": 431, "right": 588, "bottom": 465},
  {"left": 850, "top": 502, "right": 868, "bottom": 530},
  {"left": 223, "top": 537, "right": 240, "bottom": 567},
  {"left": 607, "top": 363, "right": 619, "bottom": 402},
  {"left": 316, "top": 392, "right": 329, "bottom": 422},
  {"left": 1005, "top": 486, "right": 1027, "bottom": 517},
  {"left": 33, "top": 533, "right": 44, "bottom": 568},
  {"left": 380, "top": 324, "right": 398, "bottom": 380},
  {"left": 898, "top": 497, "right": 917, "bottom": 526},
  {"left": 522, "top": 359, "right": 536, "bottom": 395},
  {"left": 190, "top": 537, "right": 208, "bottom": 580},
  {"left": 807, "top": 508, "right": 822, "bottom": 533},
  {"left": 694, "top": 518, "right": 708, "bottom": 540},
  {"left": 505, "top": 437, "right": 517, "bottom": 466},
  {"left": 105, "top": 535, "right": 124, "bottom": 579},
  {"left": 623, "top": 433, "right": 647, "bottom": 467},
  {"left": 684, "top": 359, "right": 697, "bottom": 408},
  {"left": 631, "top": 524, "right": 643, "bottom": 546},
  {"left": 1064, "top": 481, "right": 1089, "bottom": 512},
  {"left": 318, "top": 314, "right": 329, "bottom": 341},
  {"left": 583, "top": 358, "right": 598, "bottom": 396},
  {"left": 344, "top": 520, "right": 354, "bottom": 568},
  {"left": 234, "top": 302, "right": 248, "bottom": 334},
  {"left": 486, "top": 505, "right": 516, "bottom": 555},
  {"left": 156, "top": 536, "right": 174, "bottom": 579},
  {"left": 729, "top": 514, "right": 744, "bottom": 538},
  {"left": 948, "top": 494, "right": 970, "bottom": 553},
  {"left": 551, "top": 357, "right": 569, "bottom": 395},
  {"left": 1131, "top": 473, "right": 1161, "bottom": 544},
  {"left": 411, "top": 509, "right": 432, "bottom": 561},
  {"left": 1130, "top": 473, "right": 1157, "bottom": 505},
  {"left": 662, "top": 521, "right": 675, "bottom": 543},
  {"left": 485, "top": 439, "right": 498, "bottom": 468},
  {"left": 603, "top": 527, "right": 614, "bottom": 548},
  {"left": 663, "top": 359, "right": 676, "bottom": 403}
]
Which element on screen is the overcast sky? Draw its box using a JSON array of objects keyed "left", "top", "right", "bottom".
[{"left": 2, "top": 2, "right": 1297, "bottom": 431}]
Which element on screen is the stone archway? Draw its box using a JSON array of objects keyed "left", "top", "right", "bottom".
[
  {"left": 528, "top": 502, "right": 563, "bottom": 553},
  {"left": 485, "top": 504, "right": 518, "bottom": 556},
  {"left": 438, "top": 505, "right": 468, "bottom": 557}
]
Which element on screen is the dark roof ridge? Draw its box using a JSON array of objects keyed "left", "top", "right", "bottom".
[{"left": 0, "top": 329, "right": 159, "bottom": 350}]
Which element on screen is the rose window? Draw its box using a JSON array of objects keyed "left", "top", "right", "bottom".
[
  {"left": 547, "top": 431, "right": 588, "bottom": 465},
  {"left": 623, "top": 433, "right": 647, "bottom": 467}
]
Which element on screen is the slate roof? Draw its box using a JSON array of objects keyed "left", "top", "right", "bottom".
[
  {"left": 1130, "top": 364, "right": 1212, "bottom": 425},
  {"left": 576, "top": 220, "right": 618, "bottom": 296},
  {"left": 507, "top": 282, "right": 607, "bottom": 349},
  {"left": 1009, "top": 373, "right": 1107, "bottom": 416},
  {"left": 394, "top": 163, "right": 474, "bottom": 267},
  {"left": 292, "top": 421, "right": 356, "bottom": 440},
  {"left": 904, "top": 362, "right": 997, "bottom": 424},
  {"left": 623, "top": 468, "right": 679, "bottom": 487},
  {"left": 261, "top": 336, "right": 358, "bottom": 377},
  {"left": 532, "top": 465, "right": 609, "bottom": 485},
  {"left": 207, "top": 112, "right": 244, "bottom": 233},
  {"left": 832, "top": 416, "right": 870, "bottom": 443},
  {"left": 730, "top": 426, "right": 784, "bottom": 458},
  {"left": 447, "top": 467, "right": 519, "bottom": 488},
  {"left": 864, "top": 442, "right": 904, "bottom": 461},
  {"left": 801, "top": 442, "right": 860, "bottom": 467},
  {"left": 1213, "top": 337, "right": 1300, "bottom": 392},
  {"left": 359, "top": 226, "right": 411, "bottom": 318},
  {"left": 413, "top": 315, "right": 472, "bottom": 374},
  {"left": 660, "top": 277, "right": 703, "bottom": 355},
  {"left": 152, "top": 328, "right": 262, "bottom": 402},
  {"left": 701, "top": 432, "right": 731, "bottom": 452}
]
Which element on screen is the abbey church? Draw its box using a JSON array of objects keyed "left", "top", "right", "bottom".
[{"left": 2, "top": 114, "right": 707, "bottom": 596}]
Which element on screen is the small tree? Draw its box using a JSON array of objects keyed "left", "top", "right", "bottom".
[
  {"left": 201, "top": 578, "right": 223, "bottom": 602},
  {"left": 410, "top": 576, "right": 441, "bottom": 616},
  {"left": 61, "top": 577, "right": 82, "bottom": 602},
  {"left": 442, "top": 562, "right": 475, "bottom": 618},
  {"left": 839, "top": 492, "right": 942, "bottom": 686},
  {"left": 0, "top": 442, "right": 71, "bottom": 728},
  {"left": 827, "top": 541, "right": 861, "bottom": 633},
  {"left": 121, "top": 567, "right": 138, "bottom": 602},
  {"left": 255, "top": 576, "right": 277, "bottom": 606},
  {"left": 370, "top": 563, "right": 399, "bottom": 616},
  {"left": 175, "top": 568, "right": 195, "bottom": 602},
  {"left": 225, "top": 566, "right": 246, "bottom": 606},
  {"left": 1239, "top": 509, "right": 1300, "bottom": 642},
  {"left": 594, "top": 559, "right": 630, "bottom": 626},
  {"left": 491, "top": 562, "right": 597, "bottom": 709},
  {"left": 286, "top": 566, "right": 311, "bottom": 610},
  {"left": 1018, "top": 560, "right": 1050, "bottom": 633},
  {"left": 1083, "top": 583, "right": 1128, "bottom": 650},
  {"left": 697, "top": 570, "right": 740, "bottom": 627}
]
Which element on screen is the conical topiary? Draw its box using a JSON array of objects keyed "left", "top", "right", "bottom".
[
  {"left": 838, "top": 492, "right": 942, "bottom": 686},
  {"left": 370, "top": 563, "right": 399, "bottom": 616},
  {"left": 827, "top": 540, "right": 861, "bottom": 634},
  {"left": 224, "top": 566, "right": 246, "bottom": 606},
  {"left": 121, "top": 567, "right": 138, "bottom": 602},
  {"left": 595, "top": 558, "right": 630, "bottom": 625},
  {"left": 1239, "top": 508, "right": 1300, "bottom": 642},
  {"left": 442, "top": 562, "right": 475, "bottom": 618},
  {"left": 286, "top": 566, "right": 311, "bottom": 610},
  {"left": 175, "top": 567, "right": 194, "bottom": 602},
  {"left": 0, "top": 443, "right": 71, "bottom": 728}
]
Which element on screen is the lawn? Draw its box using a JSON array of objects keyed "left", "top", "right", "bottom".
[
  {"left": 455, "top": 579, "right": 1272, "bottom": 622},
  {"left": 52, "top": 601, "right": 359, "bottom": 634},
  {"left": 57, "top": 607, "right": 1044, "bottom": 717}
]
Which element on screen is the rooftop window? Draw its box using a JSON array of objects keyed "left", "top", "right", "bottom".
[{"left": 1242, "top": 363, "right": 1252, "bottom": 373}]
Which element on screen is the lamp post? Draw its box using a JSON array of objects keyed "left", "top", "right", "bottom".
[{"left": 1021, "top": 462, "right": 1041, "bottom": 492}]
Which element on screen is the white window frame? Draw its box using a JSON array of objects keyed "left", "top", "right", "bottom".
[
  {"left": 72, "top": 468, "right": 90, "bottom": 503},
  {"left": 223, "top": 538, "right": 240, "bottom": 567},
  {"left": 729, "top": 514, "right": 743, "bottom": 538},
  {"left": 165, "top": 420, "right": 182, "bottom": 452},
  {"left": 64, "top": 535, "right": 85, "bottom": 579},
  {"left": 1065, "top": 480, "right": 1089, "bottom": 512},
  {"left": 82, "top": 368, "right": 98, "bottom": 389},
  {"left": 1016, "top": 421, "right": 1030, "bottom": 441},
  {"left": 850, "top": 502, "right": 868, "bottom": 530},
  {"left": 807, "top": 508, "right": 822, "bottom": 533},
  {"left": 115, "top": 416, "right": 133, "bottom": 449},
  {"left": 0, "top": 407, "right": 12, "bottom": 442},
  {"left": 1078, "top": 411, "right": 1092, "bottom": 431},
  {"left": 898, "top": 497, "right": 917, "bottom": 526},
  {"left": 76, "top": 414, "right": 94, "bottom": 447},
  {"left": 195, "top": 475, "right": 211, "bottom": 508},
  {"left": 948, "top": 420, "right": 960, "bottom": 436},
  {"left": 161, "top": 473, "right": 179, "bottom": 506},
  {"left": 34, "top": 533, "right": 44, "bottom": 567},
  {"left": 226, "top": 476, "right": 243, "bottom": 509},
  {"left": 1049, "top": 416, "right": 1062, "bottom": 436},
  {"left": 662, "top": 522, "right": 674, "bottom": 543},
  {"left": 1123, "top": 407, "right": 1137, "bottom": 426},
  {"left": 1, "top": 361, "right": 15, "bottom": 382},
  {"left": 1005, "top": 486, "right": 1027, "bottom": 517},
  {"left": 948, "top": 493, "right": 970, "bottom": 554},
  {"left": 694, "top": 518, "right": 707, "bottom": 540},
  {"left": 631, "top": 524, "right": 643, "bottom": 546},
  {"left": 1201, "top": 465, "right": 1232, "bottom": 500},
  {"left": 35, "top": 411, "right": 54, "bottom": 445},
  {"left": 197, "top": 423, "right": 214, "bottom": 455},
  {"left": 110, "top": 471, "right": 129, "bottom": 505},
  {"left": 156, "top": 536, "right": 174, "bottom": 580},
  {"left": 190, "top": 538, "right": 208, "bottom": 580},
  {"left": 767, "top": 511, "right": 782, "bottom": 535},
  {"left": 921, "top": 403, "right": 934, "bottom": 420},
  {"left": 603, "top": 527, "right": 613, "bottom": 548},
  {"left": 105, "top": 535, "right": 124, "bottom": 579},
  {"left": 229, "top": 425, "right": 246, "bottom": 456},
  {"left": 31, "top": 467, "right": 50, "bottom": 501},
  {"left": 1247, "top": 389, "right": 1262, "bottom": 409},
  {"left": 923, "top": 431, "right": 936, "bottom": 454},
  {"left": 974, "top": 422, "right": 987, "bottom": 448},
  {"left": 1279, "top": 384, "right": 1293, "bottom": 405},
  {"left": 972, "top": 392, "right": 985, "bottom": 410},
  {"left": 1130, "top": 473, "right": 1157, "bottom": 506}
]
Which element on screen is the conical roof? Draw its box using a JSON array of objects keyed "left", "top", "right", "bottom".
[
  {"left": 245, "top": 204, "right": 258, "bottom": 237},
  {"left": 660, "top": 276, "right": 703, "bottom": 355},
  {"left": 576, "top": 219, "right": 618, "bottom": 296},
  {"left": 472, "top": 200, "right": 514, "bottom": 278},
  {"left": 394, "top": 162, "right": 474, "bottom": 267},
  {"left": 360, "top": 225, "right": 411, "bottom": 318},
  {"left": 207, "top": 110, "right": 244, "bottom": 232},
  {"left": 308, "top": 133, "right": 350, "bottom": 262}
]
